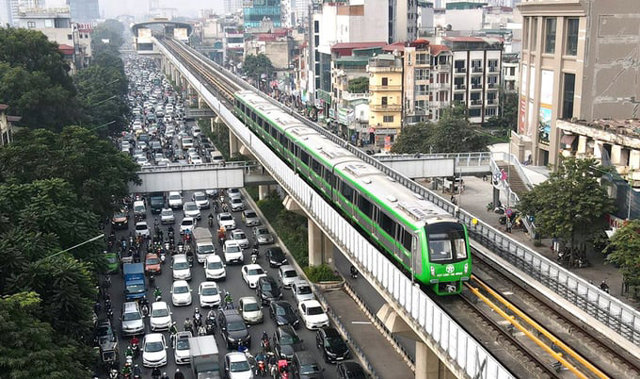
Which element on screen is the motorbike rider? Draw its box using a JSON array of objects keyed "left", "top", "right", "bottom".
[
  {"left": 184, "top": 317, "right": 193, "bottom": 333},
  {"left": 208, "top": 213, "right": 214, "bottom": 227},
  {"left": 350, "top": 265, "right": 358, "bottom": 278},
  {"left": 600, "top": 280, "right": 610, "bottom": 293},
  {"left": 131, "top": 336, "right": 140, "bottom": 356},
  {"left": 151, "top": 367, "right": 162, "bottom": 379},
  {"left": 224, "top": 291, "right": 233, "bottom": 309},
  {"left": 160, "top": 373, "right": 169, "bottom": 379},
  {"left": 132, "top": 364, "right": 142, "bottom": 378},
  {"left": 174, "top": 368, "right": 185, "bottom": 379},
  {"left": 154, "top": 287, "right": 162, "bottom": 301},
  {"left": 261, "top": 331, "right": 269, "bottom": 345},
  {"left": 193, "top": 307, "right": 202, "bottom": 327}
]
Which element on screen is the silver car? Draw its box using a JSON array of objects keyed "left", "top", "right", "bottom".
[
  {"left": 121, "top": 302, "right": 145, "bottom": 336},
  {"left": 230, "top": 197, "right": 245, "bottom": 212},
  {"left": 242, "top": 210, "right": 261, "bottom": 227},
  {"left": 183, "top": 201, "right": 201, "bottom": 220},
  {"left": 252, "top": 226, "right": 274, "bottom": 245},
  {"left": 160, "top": 208, "right": 175, "bottom": 224}
]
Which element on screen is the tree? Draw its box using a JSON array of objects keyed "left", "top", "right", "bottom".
[
  {"left": 0, "top": 292, "right": 95, "bottom": 378},
  {"left": 518, "top": 157, "right": 616, "bottom": 248},
  {"left": 243, "top": 54, "right": 275, "bottom": 85},
  {"left": 390, "top": 122, "right": 434, "bottom": 153},
  {"left": 91, "top": 19, "right": 125, "bottom": 54},
  {"left": 606, "top": 220, "right": 640, "bottom": 292},
  {"left": 348, "top": 77, "right": 369, "bottom": 93},
  {"left": 391, "top": 105, "right": 489, "bottom": 154},
  {"left": 485, "top": 91, "right": 518, "bottom": 131},
  {"left": 0, "top": 127, "right": 140, "bottom": 217}
]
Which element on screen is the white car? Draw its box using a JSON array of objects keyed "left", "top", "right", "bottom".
[
  {"left": 241, "top": 264, "right": 267, "bottom": 289},
  {"left": 190, "top": 156, "right": 203, "bottom": 165},
  {"left": 217, "top": 212, "right": 236, "bottom": 230},
  {"left": 238, "top": 296, "right": 263, "bottom": 324},
  {"left": 230, "top": 197, "right": 245, "bottom": 212},
  {"left": 168, "top": 191, "right": 183, "bottom": 209},
  {"left": 198, "top": 281, "right": 222, "bottom": 307},
  {"left": 171, "top": 280, "right": 192, "bottom": 306},
  {"left": 172, "top": 254, "right": 192, "bottom": 281},
  {"left": 298, "top": 300, "right": 330, "bottom": 330},
  {"left": 278, "top": 265, "right": 299, "bottom": 289},
  {"left": 135, "top": 221, "right": 149, "bottom": 237},
  {"left": 149, "top": 301, "right": 172, "bottom": 331},
  {"left": 223, "top": 240, "right": 243, "bottom": 265},
  {"left": 192, "top": 191, "right": 210, "bottom": 209},
  {"left": 291, "top": 280, "right": 315, "bottom": 304},
  {"left": 227, "top": 188, "right": 242, "bottom": 200},
  {"left": 180, "top": 217, "right": 195, "bottom": 233},
  {"left": 224, "top": 352, "right": 253, "bottom": 379},
  {"left": 173, "top": 331, "right": 191, "bottom": 365},
  {"left": 160, "top": 208, "right": 175, "bottom": 224},
  {"left": 183, "top": 201, "right": 201, "bottom": 220},
  {"left": 231, "top": 229, "right": 250, "bottom": 249},
  {"left": 142, "top": 333, "right": 168, "bottom": 368},
  {"left": 204, "top": 254, "right": 227, "bottom": 281}
]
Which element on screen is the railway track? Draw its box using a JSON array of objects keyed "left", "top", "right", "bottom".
[{"left": 156, "top": 38, "right": 640, "bottom": 379}]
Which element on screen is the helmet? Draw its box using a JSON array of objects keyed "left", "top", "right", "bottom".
[
  {"left": 195, "top": 307, "right": 199, "bottom": 312},
  {"left": 176, "top": 368, "right": 180, "bottom": 372}
]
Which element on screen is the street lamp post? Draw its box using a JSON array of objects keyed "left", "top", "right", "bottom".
[{"left": 35, "top": 234, "right": 105, "bottom": 265}]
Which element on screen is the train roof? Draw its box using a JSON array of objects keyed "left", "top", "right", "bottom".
[
  {"left": 236, "top": 90, "right": 454, "bottom": 227},
  {"left": 333, "top": 161, "right": 453, "bottom": 227}
]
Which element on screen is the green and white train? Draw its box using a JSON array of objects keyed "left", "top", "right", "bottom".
[{"left": 234, "top": 90, "right": 471, "bottom": 295}]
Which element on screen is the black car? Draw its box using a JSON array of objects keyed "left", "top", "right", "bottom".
[
  {"left": 315, "top": 327, "right": 350, "bottom": 363},
  {"left": 217, "top": 309, "right": 251, "bottom": 349},
  {"left": 336, "top": 361, "right": 367, "bottom": 379},
  {"left": 256, "top": 276, "right": 282, "bottom": 305},
  {"left": 266, "top": 247, "right": 288, "bottom": 268},
  {"left": 292, "top": 351, "right": 324, "bottom": 379},
  {"left": 273, "top": 325, "right": 303, "bottom": 361},
  {"left": 94, "top": 319, "right": 116, "bottom": 348},
  {"left": 269, "top": 301, "right": 300, "bottom": 328}
]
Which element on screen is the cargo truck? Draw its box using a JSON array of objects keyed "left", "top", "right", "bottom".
[
  {"left": 189, "top": 335, "right": 220, "bottom": 379},
  {"left": 192, "top": 227, "right": 215, "bottom": 263},
  {"left": 123, "top": 263, "right": 146, "bottom": 301},
  {"left": 149, "top": 192, "right": 165, "bottom": 214}
]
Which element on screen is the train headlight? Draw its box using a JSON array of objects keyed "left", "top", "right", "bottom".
[
  {"left": 430, "top": 266, "right": 435, "bottom": 276},
  {"left": 464, "top": 263, "right": 468, "bottom": 273}
]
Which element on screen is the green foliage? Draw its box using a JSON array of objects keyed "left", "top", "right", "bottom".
[
  {"left": 518, "top": 157, "right": 616, "bottom": 245},
  {"left": 255, "top": 192, "right": 310, "bottom": 267},
  {"left": 303, "top": 264, "right": 341, "bottom": 283},
  {"left": 91, "top": 19, "right": 125, "bottom": 54},
  {"left": 0, "top": 126, "right": 140, "bottom": 217},
  {"left": 243, "top": 54, "right": 275, "bottom": 82},
  {"left": 348, "top": 77, "right": 369, "bottom": 93},
  {"left": 0, "top": 292, "right": 95, "bottom": 378},
  {"left": 606, "top": 220, "right": 640, "bottom": 290},
  {"left": 203, "top": 121, "right": 231, "bottom": 160},
  {"left": 484, "top": 91, "right": 518, "bottom": 131},
  {"left": 391, "top": 105, "right": 489, "bottom": 154}
]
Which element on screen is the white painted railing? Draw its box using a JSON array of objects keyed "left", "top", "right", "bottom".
[{"left": 157, "top": 39, "right": 514, "bottom": 379}]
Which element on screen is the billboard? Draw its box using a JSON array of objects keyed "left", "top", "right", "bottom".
[
  {"left": 538, "top": 70, "right": 554, "bottom": 144},
  {"left": 174, "top": 28, "right": 188, "bottom": 42},
  {"left": 518, "top": 96, "right": 527, "bottom": 134},
  {"left": 137, "top": 27, "right": 152, "bottom": 43}
]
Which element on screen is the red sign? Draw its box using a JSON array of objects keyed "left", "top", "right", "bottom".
[{"left": 518, "top": 96, "right": 526, "bottom": 134}]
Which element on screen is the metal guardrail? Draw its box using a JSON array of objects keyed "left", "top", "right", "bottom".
[
  {"left": 138, "top": 161, "right": 253, "bottom": 172},
  {"left": 158, "top": 40, "right": 514, "bottom": 378},
  {"left": 160, "top": 39, "right": 640, "bottom": 349}
]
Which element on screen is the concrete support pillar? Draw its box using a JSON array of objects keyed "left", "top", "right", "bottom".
[
  {"left": 198, "top": 96, "right": 204, "bottom": 109},
  {"left": 611, "top": 144, "right": 623, "bottom": 165},
  {"left": 210, "top": 118, "right": 215, "bottom": 132},
  {"left": 414, "top": 342, "right": 454, "bottom": 379},
  {"left": 229, "top": 129, "right": 239, "bottom": 157},
  {"left": 308, "top": 219, "right": 334, "bottom": 267},
  {"left": 258, "top": 185, "right": 270, "bottom": 200}
]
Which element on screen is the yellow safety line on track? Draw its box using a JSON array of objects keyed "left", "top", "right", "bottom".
[{"left": 467, "top": 276, "right": 609, "bottom": 379}]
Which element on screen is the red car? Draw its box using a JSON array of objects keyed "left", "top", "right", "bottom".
[{"left": 145, "top": 253, "right": 162, "bottom": 275}]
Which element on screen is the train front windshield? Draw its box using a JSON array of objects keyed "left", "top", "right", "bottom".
[{"left": 426, "top": 223, "right": 468, "bottom": 262}]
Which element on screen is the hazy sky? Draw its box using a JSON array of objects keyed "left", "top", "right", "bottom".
[{"left": 47, "top": 0, "right": 224, "bottom": 19}]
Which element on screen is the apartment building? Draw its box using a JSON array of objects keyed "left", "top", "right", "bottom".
[
  {"left": 243, "top": 0, "right": 281, "bottom": 29},
  {"left": 367, "top": 54, "right": 403, "bottom": 148},
  {"left": 0, "top": 104, "right": 20, "bottom": 146},
  {"left": 516, "top": 0, "right": 640, "bottom": 166},
  {"left": 443, "top": 36, "right": 502, "bottom": 124},
  {"left": 502, "top": 52, "right": 519, "bottom": 92}
]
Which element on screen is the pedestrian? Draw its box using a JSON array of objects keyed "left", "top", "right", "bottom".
[{"left": 174, "top": 368, "right": 185, "bottom": 379}]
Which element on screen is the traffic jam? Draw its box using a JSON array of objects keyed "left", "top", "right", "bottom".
[{"left": 94, "top": 56, "right": 368, "bottom": 379}]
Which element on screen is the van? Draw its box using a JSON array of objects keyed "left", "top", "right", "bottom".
[
  {"left": 133, "top": 200, "right": 146, "bottom": 220},
  {"left": 210, "top": 151, "right": 224, "bottom": 165},
  {"left": 121, "top": 301, "right": 144, "bottom": 336}
]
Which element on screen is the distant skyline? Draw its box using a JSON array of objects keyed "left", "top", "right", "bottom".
[{"left": 46, "top": 0, "right": 224, "bottom": 18}]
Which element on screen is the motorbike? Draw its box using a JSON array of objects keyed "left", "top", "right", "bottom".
[
  {"left": 261, "top": 335, "right": 270, "bottom": 352},
  {"left": 109, "top": 369, "right": 119, "bottom": 379},
  {"left": 132, "top": 365, "right": 142, "bottom": 379},
  {"left": 205, "top": 317, "right": 216, "bottom": 335},
  {"left": 251, "top": 249, "right": 259, "bottom": 264},
  {"left": 255, "top": 358, "right": 267, "bottom": 377},
  {"left": 350, "top": 266, "right": 358, "bottom": 279}
]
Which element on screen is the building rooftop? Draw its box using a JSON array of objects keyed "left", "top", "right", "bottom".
[
  {"left": 58, "top": 44, "right": 74, "bottom": 55},
  {"left": 560, "top": 119, "right": 640, "bottom": 139},
  {"left": 430, "top": 44, "right": 450, "bottom": 56},
  {"left": 331, "top": 42, "right": 387, "bottom": 51},
  {"left": 0, "top": 104, "right": 9, "bottom": 111}
]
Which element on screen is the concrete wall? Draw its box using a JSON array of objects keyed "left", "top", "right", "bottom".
[{"left": 445, "top": 8, "right": 484, "bottom": 31}]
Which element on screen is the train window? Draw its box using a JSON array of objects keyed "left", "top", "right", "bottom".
[
  {"left": 426, "top": 223, "right": 467, "bottom": 261},
  {"left": 377, "top": 211, "right": 396, "bottom": 236},
  {"left": 340, "top": 181, "right": 354, "bottom": 201},
  {"left": 258, "top": 118, "right": 263, "bottom": 128},
  {"left": 300, "top": 150, "right": 310, "bottom": 166},
  {"left": 279, "top": 133, "right": 287, "bottom": 146},
  {"left": 323, "top": 169, "right": 335, "bottom": 187},
  {"left": 357, "top": 195, "right": 373, "bottom": 218},
  {"left": 251, "top": 111, "right": 257, "bottom": 122},
  {"left": 401, "top": 229, "right": 412, "bottom": 251},
  {"left": 311, "top": 159, "right": 322, "bottom": 175},
  {"left": 271, "top": 127, "right": 278, "bottom": 139},
  {"left": 293, "top": 144, "right": 299, "bottom": 158}
]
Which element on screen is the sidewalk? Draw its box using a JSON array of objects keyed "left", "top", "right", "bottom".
[
  {"left": 438, "top": 175, "right": 638, "bottom": 309},
  {"left": 320, "top": 287, "right": 414, "bottom": 379}
]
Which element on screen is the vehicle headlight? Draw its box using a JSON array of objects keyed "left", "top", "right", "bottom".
[
  {"left": 464, "top": 263, "right": 468, "bottom": 273},
  {"left": 430, "top": 266, "right": 435, "bottom": 276}
]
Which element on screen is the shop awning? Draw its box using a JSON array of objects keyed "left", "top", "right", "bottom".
[{"left": 561, "top": 134, "right": 576, "bottom": 146}]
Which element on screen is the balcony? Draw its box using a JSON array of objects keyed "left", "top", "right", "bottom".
[
  {"left": 369, "top": 104, "right": 402, "bottom": 112},
  {"left": 488, "top": 66, "right": 499, "bottom": 73},
  {"left": 369, "top": 84, "right": 402, "bottom": 91},
  {"left": 454, "top": 84, "right": 466, "bottom": 91},
  {"left": 470, "top": 83, "right": 483, "bottom": 90},
  {"left": 472, "top": 66, "right": 483, "bottom": 73},
  {"left": 470, "top": 99, "right": 482, "bottom": 107},
  {"left": 434, "top": 64, "right": 451, "bottom": 72},
  {"left": 454, "top": 67, "right": 466, "bottom": 74},
  {"left": 487, "top": 83, "right": 497, "bottom": 89},
  {"left": 486, "top": 98, "right": 497, "bottom": 105},
  {"left": 432, "top": 82, "right": 450, "bottom": 90}
]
